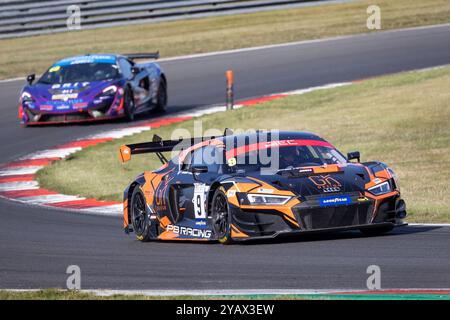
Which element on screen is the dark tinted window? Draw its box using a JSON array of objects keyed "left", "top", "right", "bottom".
[{"left": 38, "top": 63, "right": 120, "bottom": 84}]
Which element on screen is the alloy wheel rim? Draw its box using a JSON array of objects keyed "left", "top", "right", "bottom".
[{"left": 133, "top": 193, "right": 146, "bottom": 234}]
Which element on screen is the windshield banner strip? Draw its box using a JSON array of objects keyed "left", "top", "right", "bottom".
[{"left": 226, "top": 139, "right": 334, "bottom": 159}]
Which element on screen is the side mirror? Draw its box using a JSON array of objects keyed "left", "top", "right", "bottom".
[
  {"left": 191, "top": 165, "right": 208, "bottom": 174},
  {"left": 347, "top": 151, "right": 361, "bottom": 163},
  {"left": 131, "top": 66, "right": 140, "bottom": 75},
  {"left": 26, "top": 74, "right": 35, "bottom": 85}
]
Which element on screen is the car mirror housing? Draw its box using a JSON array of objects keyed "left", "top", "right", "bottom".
[
  {"left": 26, "top": 74, "right": 35, "bottom": 85},
  {"left": 347, "top": 151, "right": 361, "bottom": 163},
  {"left": 131, "top": 66, "right": 140, "bottom": 75}
]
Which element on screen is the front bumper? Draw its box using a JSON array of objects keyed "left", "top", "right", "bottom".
[
  {"left": 232, "top": 221, "right": 407, "bottom": 242},
  {"left": 19, "top": 92, "right": 124, "bottom": 125},
  {"left": 20, "top": 105, "right": 124, "bottom": 125},
  {"left": 230, "top": 193, "right": 406, "bottom": 241}
]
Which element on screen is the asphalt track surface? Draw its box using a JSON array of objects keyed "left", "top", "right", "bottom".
[{"left": 1, "top": 24, "right": 450, "bottom": 289}]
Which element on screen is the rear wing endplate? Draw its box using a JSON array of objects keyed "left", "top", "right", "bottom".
[{"left": 124, "top": 52, "right": 160, "bottom": 60}]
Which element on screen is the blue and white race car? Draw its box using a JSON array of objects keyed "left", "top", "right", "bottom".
[{"left": 18, "top": 53, "right": 167, "bottom": 125}]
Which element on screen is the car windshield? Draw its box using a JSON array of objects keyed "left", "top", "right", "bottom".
[
  {"left": 38, "top": 63, "right": 120, "bottom": 84},
  {"left": 227, "top": 145, "right": 347, "bottom": 173}
]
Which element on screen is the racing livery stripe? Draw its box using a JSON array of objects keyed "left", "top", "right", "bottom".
[{"left": 226, "top": 139, "right": 334, "bottom": 158}]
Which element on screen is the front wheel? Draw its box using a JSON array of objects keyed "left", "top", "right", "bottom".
[
  {"left": 211, "top": 187, "right": 232, "bottom": 245},
  {"left": 130, "top": 187, "right": 152, "bottom": 242},
  {"left": 360, "top": 225, "right": 394, "bottom": 236},
  {"left": 124, "top": 88, "right": 135, "bottom": 121},
  {"left": 154, "top": 79, "right": 167, "bottom": 113}
]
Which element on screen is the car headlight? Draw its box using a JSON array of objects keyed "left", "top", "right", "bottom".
[
  {"left": 247, "top": 194, "right": 291, "bottom": 205},
  {"left": 20, "top": 91, "right": 34, "bottom": 103},
  {"left": 101, "top": 85, "right": 118, "bottom": 96},
  {"left": 368, "top": 181, "right": 392, "bottom": 196}
]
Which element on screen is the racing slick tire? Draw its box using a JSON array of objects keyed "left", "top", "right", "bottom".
[
  {"left": 124, "top": 87, "right": 136, "bottom": 121},
  {"left": 360, "top": 225, "right": 394, "bottom": 236},
  {"left": 211, "top": 187, "right": 233, "bottom": 245},
  {"left": 130, "top": 187, "right": 152, "bottom": 242},
  {"left": 155, "top": 79, "right": 167, "bottom": 113}
]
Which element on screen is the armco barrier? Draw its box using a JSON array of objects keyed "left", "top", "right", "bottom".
[{"left": 0, "top": 0, "right": 325, "bottom": 39}]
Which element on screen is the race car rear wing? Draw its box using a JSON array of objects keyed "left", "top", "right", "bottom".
[
  {"left": 119, "top": 129, "right": 234, "bottom": 164},
  {"left": 124, "top": 52, "right": 160, "bottom": 60}
]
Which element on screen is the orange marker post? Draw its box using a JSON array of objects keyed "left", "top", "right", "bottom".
[{"left": 226, "top": 70, "right": 234, "bottom": 110}]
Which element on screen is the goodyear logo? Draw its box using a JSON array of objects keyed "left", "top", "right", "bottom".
[{"left": 319, "top": 195, "right": 351, "bottom": 207}]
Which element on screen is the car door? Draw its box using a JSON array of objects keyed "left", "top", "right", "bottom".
[
  {"left": 169, "top": 145, "right": 224, "bottom": 227},
  {"left": 118, "top": 58, "right": 148, "bottom": 109}
]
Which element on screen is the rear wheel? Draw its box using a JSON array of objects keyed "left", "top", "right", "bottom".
[
  {"left": 154, "top": 79, "right": 167, "bottom": 113},
  {"left": 130, "top": 187, "right": 152, "bottom": 242},
  {"left": 360, "top": 225, "right": 394, "bottom": 236},
  {"left": 211, "top": 187, "right": 232, "bottom": 245},
  {"left": 124, "top": 88, "right": 135, "bottom": 121}
]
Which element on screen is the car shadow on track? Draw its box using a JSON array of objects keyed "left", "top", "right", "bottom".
[
  {"left": 237, "top": 225, "right": 443, "bottom": 246},
  {"left": 140, "top": 225, "right": 443, "bottom": 246}
]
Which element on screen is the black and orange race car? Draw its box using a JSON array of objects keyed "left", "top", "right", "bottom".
[{"left": 119, "top": 130, "right": 407, "bottom": 244}]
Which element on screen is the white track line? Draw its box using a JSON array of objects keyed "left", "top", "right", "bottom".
[
  {"left": 88, "top": 127, "right": 151, "bottom": 139},
  {"left": 0, "top": 181, "right": 39, "bottom": 191},
  {"left": 0, "top": 166, "right": 44, "bottom": 176},
  {"left": 17, "top": 194, "right": 84, "bottom": 204},
  {"left": 79, "top": 204, "right": 123, "bottom": 215},
  {"left": 408, "top": 223, "right": 450, "bottom": 227},
  {"left": 287, "top": 82, "right": 351, "bottom": 95},
  {"left": 19, "top": 147, "right": 82, "bottom": 160}
]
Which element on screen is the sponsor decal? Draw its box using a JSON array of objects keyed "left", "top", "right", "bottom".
[
  {"left": 57, "top": 105, "right": 70, "bottom": 110},
  {"left": 309, "top": 175, "right": 342, "bottom": 193},
  {"left": 51, "top": 82, "right": 90, "bottom": 89},
  {"left": 73, "top": 102, "right": 88, "bottom": 109},
  {"left": 166, "top": 224, "right": 212, "bottom": 239},
  {"left": 193, "top": 183, "right": 208, "bottom": 219},
  {"left": 52, "top": 93, "right": 78, "bottom": 101},
  {"left": 40, "top": 105, "right": 53, "bottom": 111},
  {"left": 227, "top": 190, "right": 236, "bottom": 198},
  {"left": 319, "top": 195, "right": 351, "bottom": 207},
  {"left": 258, "top": 188, "right": 274, "bottom": 194},
  {"left": 49, "top": 66, "right": 61, "bottom": 72},
  {"left": 195, "top": 218, "right": 207, "bottom": 227}
]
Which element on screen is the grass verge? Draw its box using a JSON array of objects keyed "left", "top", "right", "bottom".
[
  {"left": 37, "top": 66, "right": 450, "bottom": 222},
  {"left": 1, "top": 0, "right": 450, "bottom": 79}
]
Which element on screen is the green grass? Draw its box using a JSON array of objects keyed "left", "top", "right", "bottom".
[
  {"left": 2, "top": 289, "right": 448, "bottom": 300},
  {"left": 37, "top": 66, "right": 450, "bottom": 223},
  {"left": 0, "top": 289, "right": 310, "bottom": 300},
  {"left": 1, "top": 0, "right": 450, "bottom": 79}
]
